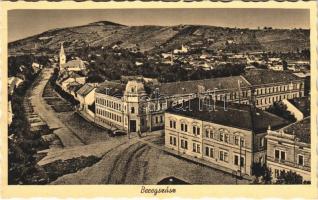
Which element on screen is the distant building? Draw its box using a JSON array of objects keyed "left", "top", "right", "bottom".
[
  {"left": 61, "top": 59, "right": 86, "bottom": 72},
  {"left": 268, "top": 63, "right": 284, "bottom": 71},
  {"left": 57, "top": 72, "right": 86, "bottom": 91},
  {"left": 59, "top": 42, "right": 86, "bottom": 72},
  {"left": 67, "top": 82, "right": 83, "bottom": 99},
  {"left": 165, "top": 98, "right": 288, "bottom": 176},
  {"left": 266, "top": 117, "right": 311, "bottom": 182},
  {"left": 76, "top": 83, "right": 96, "bottom": 111},
  {"left": 243, "top": 69, "right": 305, "bottom": 109},
  {"left": 173, "top": 44, "right": 189, "bottom": 54},
  {"left": 93, "top": 70, "right": 305, "bottom": 133}
]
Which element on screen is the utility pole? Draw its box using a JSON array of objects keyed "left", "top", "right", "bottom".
[
  {"left": 239, "top": 138, "right": 242, "bottom": 178},
  {"left": 238, "top": 80, "right": 241, "bottom": 104}
]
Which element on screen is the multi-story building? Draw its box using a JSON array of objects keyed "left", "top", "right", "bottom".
[
  {"left": 95, "top": 78, "right": 169, "bottom": 133},
  {"left": 95, "top": 75, "right": 251, "bottom": 133},
  {"left": 266, "top": 117, "right": 311, "bottom": 182},
  {"left": 243, "top": 70, "right": 305, "bottom": 109},
  {"left": 94, "top": 70, "right": 304, "bottom": 133},
  {"left": 164, "top": 97, "right": 289, "bottom": 176}
]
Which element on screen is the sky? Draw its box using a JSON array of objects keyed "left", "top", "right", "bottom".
[{"left": 8, "top": 8, "right": 310, "bottom": 42}]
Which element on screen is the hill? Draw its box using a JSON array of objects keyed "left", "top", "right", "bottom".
[{"left": 8, "top": 21, "right": 310, "bottom": 55}]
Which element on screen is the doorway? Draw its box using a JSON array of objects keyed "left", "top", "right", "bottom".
[{"left": 129, "top": 120, "right": 136, "bottom": 132}]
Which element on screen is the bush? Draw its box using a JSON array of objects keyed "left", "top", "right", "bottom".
[{"left": 276, "top": 170, "right": 303, "bottom": 184}]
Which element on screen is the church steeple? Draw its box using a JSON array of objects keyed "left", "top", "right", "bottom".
[
  {"left": 59, "top": 42, "right": 66, "bottom": 69},
  {"left": 60, "top": 42, "right": 65, "bottom": 56}
]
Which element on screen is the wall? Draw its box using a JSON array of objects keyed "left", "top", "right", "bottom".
[
  {"left": 164, "top": 112, "right": 255, "bottom": 176},
  {"left": 282, "top": 99, "right": 304, "bottom": 121},
  {"left": 266, "top": 130, "right": 311, "bottom": 182}
]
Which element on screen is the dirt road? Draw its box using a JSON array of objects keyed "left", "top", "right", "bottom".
[{"left": 30, "top": 69, "right": 84, "bottom": 147}]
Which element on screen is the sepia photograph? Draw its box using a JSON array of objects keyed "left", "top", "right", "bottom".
[{"left": 6, "top": 7, "right": 313, "bottom": 188}]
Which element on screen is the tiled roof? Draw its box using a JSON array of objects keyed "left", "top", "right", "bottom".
[
  {"left": 61, "top": 60, "right": 85, "bottom": 68},
  {"left": 58, "top": 71, "right": 84, "bottom": 83},
  {"left": 68, "top": 83, "right": 83, "bottom": 93},
  {"left": 283, "top": 117, "right": 310, "bottom": 144},
  {"left": 76, "top": 83, "right": 95, "bottom": 97},
  {"left": 166, "top": 98, "right": 289, "bottom": 133},
  {"left": 158, "top": 76, "right": 250, "bottom": 96},
  {"left": 242, "top": 69, "right": 300, "bottom": 85},
  {"left": 95, "top": 81, "right": 125, "bottom": 97}
]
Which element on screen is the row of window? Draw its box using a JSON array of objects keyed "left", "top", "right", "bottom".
[
  {"left": 255, "top": 84, "right": 299, "bottom": 95},
  {"left": 205, "top": 129, "right": 247, "bottom": 147},
  {"left": 96, "top": 108, "right": 122, "bottom": 123},
  {"left": 96, "top": 97, "right": 122, "bottom": 111},
  {"left": 155, "top": 115, "right": 164, "bottom": 124},
  {"left": 209, "top": 92, "right": 247, "bottom": 101},
  {"left": 256, "top": 93, "right": 299, "bottom": 105},
  {"left": 169, "top": 120, "right": 201, "bottom": 136},
  {"left": 169, "top": 137, "right": 245, "bottom": 165},
  {"left": 169, "top": 122, "right": 255, "bottom": 147},
  {"left": 274, "top": 149, "right": 305, "bottom": 166}
]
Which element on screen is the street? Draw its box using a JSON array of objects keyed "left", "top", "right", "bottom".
[{"left": 33, "top": 69, "right": 248, "bottom": 185}]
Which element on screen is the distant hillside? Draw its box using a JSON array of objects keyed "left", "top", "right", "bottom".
[{"left": 9, "top": 21, "right": 310, "bottom": 55}]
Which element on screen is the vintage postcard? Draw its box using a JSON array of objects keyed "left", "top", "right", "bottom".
[{"left": 1, "top": 1, "right": 317, "bottom": 199}]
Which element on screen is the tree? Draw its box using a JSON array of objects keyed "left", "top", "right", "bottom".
[
  {"left": 266, "top": 102, "right": 296, "bottom": 122},
  {"left": 252, "top": 163, "right": 272, "bottom": 184},
  {"left": 276, "top": 170, "right": 303, "bottom": 184}
]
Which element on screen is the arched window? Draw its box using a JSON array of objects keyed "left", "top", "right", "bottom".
[
  {"left": 172, "top": 120, "right": 177, "bottom": 129},
  {"left": 219, "top": 128, "right": 229, "bottom": 142},
  {"left": 192, "top": 123, "right": 200, "bottom": 136},
  {"left": 180, "top": 119, "right": 188, "bottom": 132}
]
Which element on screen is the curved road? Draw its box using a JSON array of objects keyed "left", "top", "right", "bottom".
[
  {"left": 31, "top": 69, "right": 248, "bottom": 185},
  {"left": 30, "top": 69, "right": 84, "bottom": 147}
]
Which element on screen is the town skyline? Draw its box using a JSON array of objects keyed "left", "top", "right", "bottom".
[
  {"left": 7, "top": 7, "right": 312, "bottom": 186},
  {"left": 8, "top": 8, "right": 310, "bottom": 42}
]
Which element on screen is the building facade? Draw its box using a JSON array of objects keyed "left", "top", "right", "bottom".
[
  {"left": 93, "top": 70, "right": 305, "bottom": 133},
  {"left": 266, "top": 117, "right": 311, "bottom": 182},
  {"left": 243, "top": 70, "right": 305, "bottom": 109},
  {"left": 164, "top": 98, "right": 288, "bottom": 176},
  {"left": 94, "top": 79, "right": 168, "bottom": 133}
]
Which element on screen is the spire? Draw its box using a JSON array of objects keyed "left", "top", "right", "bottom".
[
  {"left": 59, "top": 42, "right": 66, "bottom": 68},
  {"left": 60, "top": 42, "right": 65, "bottom": 56}
]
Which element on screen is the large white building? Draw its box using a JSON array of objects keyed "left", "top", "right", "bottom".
[
  {"left": 164, "top": 98, "right": 289, "bottom": 176},
  {"left": 266, "top": 117, "right": 311, "bottom": 182},
  {"left": 94, "top": 70, "right": 305, "bottom": 134}
]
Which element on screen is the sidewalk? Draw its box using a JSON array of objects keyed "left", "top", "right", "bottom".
[{"left": 77, "top": 110, "right": 115, "bottom": 131}]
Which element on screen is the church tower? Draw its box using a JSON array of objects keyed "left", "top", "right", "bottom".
[{"left": 59, "top": 42, "right": 66, "bottom": 69}]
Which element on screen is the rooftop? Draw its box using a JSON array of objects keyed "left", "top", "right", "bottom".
[
  {"left": 61, "top": 59, "right": 85, "bottom": 68},
  {"left": 68, "top": 84, "right": 83, "bottom": 93},
  {"left": 95, "top": 81, "right": 125, "bottom": 97},
  {"left": 283, "top": 117, "right": 310, "bottom": 144},
  {"left": 166, "top": 98, "right": 289, "bottom": 133},
  {"left": 243, "top": 69, "right": 300, "bottom": 85},
  {"left": 76, "top": 83, "right": 95, "bottom": 97},
  {"left": 158, "top": 76, "right": 250, "bottom": 96}
]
